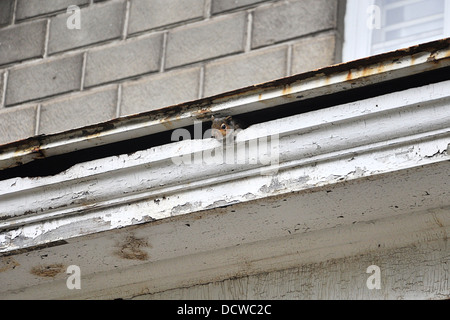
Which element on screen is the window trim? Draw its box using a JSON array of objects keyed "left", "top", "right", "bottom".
[{"left": 343, "top": 0, "right": 450, "bottom": 62}]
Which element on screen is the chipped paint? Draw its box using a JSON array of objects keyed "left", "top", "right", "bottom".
[{"left": 0, "top": 78, "right": 449, "bottom": 254}]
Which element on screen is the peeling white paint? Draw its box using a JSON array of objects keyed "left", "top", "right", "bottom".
[{"left": 0, "top": 80, "right": 449, "bottom": 253}]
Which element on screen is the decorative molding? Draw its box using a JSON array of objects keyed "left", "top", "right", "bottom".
[{"left": 1, "top": 79, "right": 449, "bottom": 253}]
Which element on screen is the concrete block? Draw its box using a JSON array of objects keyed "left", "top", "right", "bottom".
[
  {"left": 0, "top": 72, "right": 3, "bottom": 107},
  {"left": 0, "top": 0, "right": 14, "bottom": 26},
  {"left": 252, "top": 0, "right": 337, "bottom": 48},
  {"left": 120, "top": 67, "right": 200, "bottom": 115},
  {"left": 211, "top": 0, "right": 268, "bottom": 14},
  {"left": 16, "top": 0, "right": 89, "bottom": 20},
  {"left": 84, "top": 34, "right": 163, "bottom": 87},
  {"left": 0, "top": 104, "right": 37, "bottom": 145},
  {"left": 39, "top": 87, "right": 117, "bottom": 134},
  {"left": 0, "top": 20, "right": 46, "bottom": 66},
  {"left": 291, "top": 33, "right": 337, "bottom": 74},
  {"left": 204, "top": 46, "right": 287, "bottom": 97},
  {"left": 128, "top": 0, "right": 204, "bottom": 34},
  {"left": 48, "top": 0, "right": 126, "bottom": 54},
  {"left": 6, "top": 54, "right": 83, "bottom": 106},
  {"left": 165, "top": 13, "right": 246, "bottom": 69}
]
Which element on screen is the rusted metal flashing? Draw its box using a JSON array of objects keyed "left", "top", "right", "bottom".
[{"left": 0, "top": 38, "right": 449, "bottom": 171}]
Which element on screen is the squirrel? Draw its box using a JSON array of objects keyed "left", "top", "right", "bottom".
[{"left": 211, "top": 115, "right": 246, "bottom": 141}]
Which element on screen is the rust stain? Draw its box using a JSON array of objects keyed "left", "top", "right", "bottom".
[
  {"left": 281, "top": 85, "right": 292, "bottom": 95},
  {"left": 376, "top": 64, "right": 385, "bottom": 73},
  {"left": 427, "top": 53, "right": 437, "bottom": 62},
  {"left": 193, "top": 108, "right": 212, "bottom": 120},
  {"left": 345, "top": 70, "right": 353, "bottom": 81},
  {"left": 160, "top": 112, "right": 186, "bottom": 129},
  {"left": 13, "top": 142, "right": 46, "bottom": 159},
  {"left": 194, "top": 108, "right": 210, "bottom": 116},
  {"left": 80, "top": 123, "right": 116, "bottom": 141},
  {"left": 425, "top": 48, "right": 447, "bottom": 63},
  {"left": 30, "top": 263, "right": 65, "bottom": 278},
  {"left": 86, "top": 131, "right": 102, "bottom": 140},
  {"left": 31, "top": 146, "right": 40, "bottom": 154},
  {"left": 115, "top": 235, "right": 150, "bottom": 261},
  {"left": 346, "top": 63, "right": 387, "bottom": 81},
  {"left": 258, "top": 93, "right": 263, "bottom": 101},
  {"left": 362, "top": 66, "right": 373, "bottom": 77},
  {"left": 445, "top": 48, "right": 450, "bottom": 58},
  {"left": 160, "top": 118, "right": 174, "bottom": 130}
]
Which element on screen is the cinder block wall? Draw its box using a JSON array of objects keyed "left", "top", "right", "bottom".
[{"left": 0, "top": 0, "right": 345, "bottom": 145}]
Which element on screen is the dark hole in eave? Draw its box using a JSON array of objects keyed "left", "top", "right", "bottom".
[{"left": 0, "top": 65, "right": 449, "bottom": 181}]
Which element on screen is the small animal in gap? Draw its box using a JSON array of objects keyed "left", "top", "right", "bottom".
[{"left": 211, "top": 115, "right": 246, "bottom": 141}]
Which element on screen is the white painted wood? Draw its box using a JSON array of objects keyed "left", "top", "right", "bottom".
[
  {"left": 139, "top": 237, "right": 449, "bottom": 300},
  {"left": 1, "top": 80, "right": 449, "bottom": 253},
  {"left": 1, "top": 172, "right": 448, "bottom": 299}
]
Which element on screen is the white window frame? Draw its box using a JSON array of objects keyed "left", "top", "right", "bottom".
[{"left": 343, "top": 0, "right": 450, "bottom": 62}]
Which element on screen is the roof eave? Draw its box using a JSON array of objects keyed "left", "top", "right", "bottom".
[{"left": 1, "top": 38, "right": 449, "bottom": 170}]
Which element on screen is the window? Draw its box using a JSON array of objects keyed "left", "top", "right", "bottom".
[{"left": 343, "top": 0, "right": 450, "bottom": 61}]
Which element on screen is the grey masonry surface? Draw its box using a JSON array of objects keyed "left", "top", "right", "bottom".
[
  {"left": 0, "top": 104, "right": 36, "bottom": 145},
  {"left": 291, "top": 33, "right": 338, "bottom": 74},
  {"left": 0, "top": 0, "right": 344, "bottom": 145},
  {"left": 204, "top": 46, "right": 288, "bottom": 97},
  {"left": 84, "top": 33, "right": 163, "bottom": 87},
  {"left": 16, "top": 0, "right": 90, "bottom": 21},
  {"left": 165, "top": 12, "right": 247, "bottom": 69},
  {"left": 128, "top": 0, "right": 205, "bottom": 34},
  {"left": 0, "top": 20, "right": 47, "bottom": 66},
  {"left": 48, "top": 0, "right": 126, "bottom": 54},
  {"left": 252, "top": 0, "right": 337, "bottom": 48},
  {"left": 0, "top": 0, "right": 14, "bottom": 27},
  {"left": 0, "top": 71, "right": 3, "bottom": 105},
  {"left": 120, "top": 67, "right": 200, "bottom": 116},
  {"left": 39, "top": 86, "right": 117, "bottom": 135},
  {"left": 6, "top": 54, "right": 83, "bottom": 106},
  {"left": 211, "top": 0, "right": 268, "bottom": 14}
]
